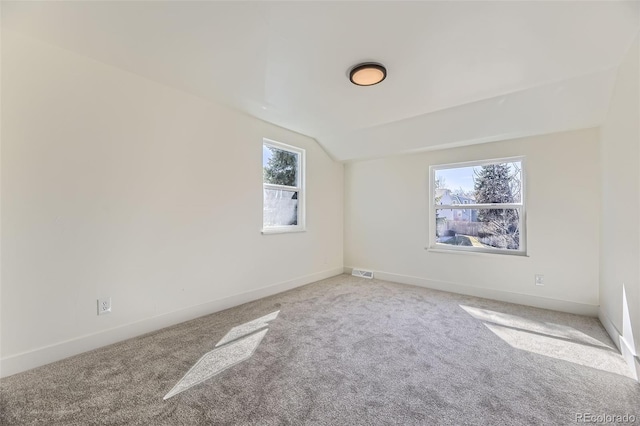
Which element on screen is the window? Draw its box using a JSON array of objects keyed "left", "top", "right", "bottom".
[
  {"left": 430, "top": 157, "right": 525, "bottom": 255},
  {"left": 262, "top": 139, "right": 305, "bottom": 233}
]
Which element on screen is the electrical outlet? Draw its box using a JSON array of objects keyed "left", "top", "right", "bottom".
[
  {"left": 97, "top": 298, "right": 112, "bottom": 315},
  {"left": 535, "top": 274, "right": 545, "bottom": 286}
]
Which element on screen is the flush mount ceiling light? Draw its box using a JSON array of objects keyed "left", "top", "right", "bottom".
[{"left": 349, "top": 63, "right": 387, "bottom": 86}]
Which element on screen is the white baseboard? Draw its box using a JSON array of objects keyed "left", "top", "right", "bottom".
[
  {"left": 598, "top": 309, "right": 622, "bottom": 351},
  {"left": 599, "top": 308, "right": 640, "bottom": 381},
  {"left": 0, "top": 267, "right": 344, "bottom": 378},
  {"left": 344, "top": 267, "right": 599, "bottom": 317}
]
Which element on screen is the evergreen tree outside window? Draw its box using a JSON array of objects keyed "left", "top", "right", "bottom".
[
  {"left": 262, "top": 139, "right": 305, "bottom": 233},
  {"left": 430, "top": 157, "right": 525, "bottom": 255}
]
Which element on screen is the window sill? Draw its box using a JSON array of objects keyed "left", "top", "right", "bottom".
[
  {"left": 261, "top": 227, "right": 306, "bottom": 235},
  {"left": 426, "top": 247, "right": 529, "bottom": 258}
]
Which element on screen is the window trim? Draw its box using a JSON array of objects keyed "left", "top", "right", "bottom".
[
  {"left": 261, "top": 138, "right": 306, "bottom": 234},
  {"left": 428, "top": 156, "right": 526, "bottom": 256}
]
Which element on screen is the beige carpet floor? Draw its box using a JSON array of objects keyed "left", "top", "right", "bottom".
[{"left": 1, "top": 274, "right": 638, "bottom": 425}]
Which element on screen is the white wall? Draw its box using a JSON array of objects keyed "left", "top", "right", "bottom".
[
  {"left": 599, "top": 35, "right": 640, "bottom": 378},
  {"left": 345, "top": 128, "right": 601, "bottom": 315},
  {"left": 0, "top": 31, "right": 344, "bottom": 376}
]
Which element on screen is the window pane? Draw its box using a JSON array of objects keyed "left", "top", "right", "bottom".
[
  {"left": 263, "top": 146, "right": 298, "bottom": 187},
  {"left": 435, "top": 208, "right": 521, "bottom": 250},
  {"left": 263, "top": 189, "right": 298, "bottom": 227},
  {"left": 434, "top": 161, "right": 522, "bottom": 204}
]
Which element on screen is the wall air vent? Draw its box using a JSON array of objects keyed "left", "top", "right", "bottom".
[{"left": 352, "top": 269, "right": 374, "bottom": 279}]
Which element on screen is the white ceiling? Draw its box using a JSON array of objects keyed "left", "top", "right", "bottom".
[{"left": 3, "top": 1, "right": 639, "bottom": 161}]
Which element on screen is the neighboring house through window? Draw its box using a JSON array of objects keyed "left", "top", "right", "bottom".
[
  {"left": 262, "top": 139, "right": 305, "bottom": 233},
  {"left": 431, "top": 157, "right": 525, "bottom": 255}
]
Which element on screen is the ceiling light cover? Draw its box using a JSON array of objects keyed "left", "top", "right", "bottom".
[{"left": 349, "top": 63, "right": 387, "bottom": 86}]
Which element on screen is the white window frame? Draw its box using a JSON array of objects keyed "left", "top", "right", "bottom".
[
  {"left": 262, "top": 138, "right": 306, "bottom": 234},
  {"left": 429, "top": 156, "right": 526, "bottom": 256}
]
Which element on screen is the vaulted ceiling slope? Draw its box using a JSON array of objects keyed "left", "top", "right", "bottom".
[{"left": 3, "top": 1, "right": 639, "bottom": 161}]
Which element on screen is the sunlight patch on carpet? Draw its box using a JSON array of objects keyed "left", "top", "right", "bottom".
[
  {"left": 164, "top": 329, "right": 267, "bottom": 400},
  {"left": 484, "top": 323, "right": 633, "bottom": 378},
  {"left": 460, "top": 305, "right": 612, "bottom": 349},
  {"left": 460, "top": 305, "right": 633, "bottom": 378},
  {"left": 164, "top": 311, "right": 280, "bottom": 400},
  {"left": 216, "top": 311, "right": 280, "bottom": 347}
]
